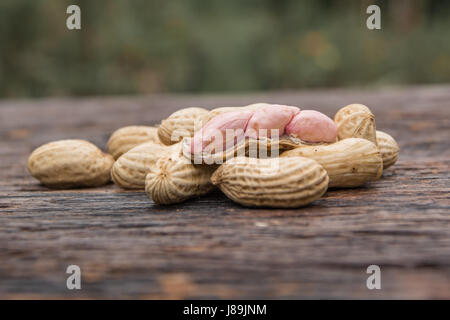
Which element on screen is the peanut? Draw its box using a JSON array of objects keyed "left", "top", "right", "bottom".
[
  {"left": 285, "top": 110, "right": 337, "bottom": 143},
  {"left": 281, "top": 138, "right": 382, "bottom": 188},
  {"left": 376, "top": 130, "right": 399, "bottom": 169},
  {"left": 203, "top": 103, "right": 269, "bottom": 123},
  {"left": 158, "top": 107, "right": 209, "bottom": 145},
  {"left": 107, "top": 125, "right": 160, "bottom": 159},
  {"left": 111, "top": 141, "right": 180, "bottom": 189},
  {"left": 145, "top": 155, "right": 216, "bottom": 204},
  {"left": 245, "top": 104, "right": 300, "bottom": 139},
  {"left": 211, "top": 157, "right": 329, "bottom": 208},
  {"left": 182, "top": 135, "right": 301, "bottom": 165},
  {"left": 27, "top": 139, "right": 114, "bottom": 188},
  {"left": 189, "top": 104, "right": 337, "bottom": 162},
  {"left": 191, "top": 109, "right": 255, "bottom": 155},
  {"left": 334, "top": 104, "right": 377, "bottom": 145}
]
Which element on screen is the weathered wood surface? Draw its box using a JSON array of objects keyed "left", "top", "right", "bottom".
[{"left": 0, "top": 86, "right": 449, "bottom": 299}]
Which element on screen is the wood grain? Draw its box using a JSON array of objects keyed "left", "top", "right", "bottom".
[{"left": 0, "top": 86, "right": 449, "bottom": 299}]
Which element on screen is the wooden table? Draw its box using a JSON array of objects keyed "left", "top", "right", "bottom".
[{"left": 0, "top": 86, "right": 449, "bottom": 299}]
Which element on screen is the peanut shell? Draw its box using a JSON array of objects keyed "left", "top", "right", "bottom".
[
  {"left": 376, "top": 130, "right": 399, "bottom": 169},
  {"left": 158, "top": 107, "right": 209, "bottom": 145},
  {"left": 182, "top": 135, "right": 315, "bottom": 165},
  {"left": 145, "top": 155, "right": 216, "bottom": 205},
  {"left": 281, "top": 138, "right": 382, "bottom": 188},
  {"left": 111, "top": 141, "right": 180, "bottom": 189},
  {"left": 107, "top": 125, "right": 160, "bottom": 159},
  {"left": 334, "top": 104, "right": 377, "bottom": 145},
  {"left": 27, "top": 139, "right": 114, "bottom": 188},
  {"left": 211, "top": 157, "right": 329, "bottom": 208}
]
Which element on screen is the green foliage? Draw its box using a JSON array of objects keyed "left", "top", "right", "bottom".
[{"left": 0, "top": 0, "right": 449, "bottom": 97}]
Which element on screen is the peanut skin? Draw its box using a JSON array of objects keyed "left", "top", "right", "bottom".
[
  {"left": 190, "top": 104, "right": 336, "bottom": 155},
  {"left": 285, "top": 110, "right": 337, "bottom": 143},
  {"left": 190, "top": 110, "right": 253, "bottom": 154},
  {"left": 245, "top": 104, "right": 300, "bottom": 139}
]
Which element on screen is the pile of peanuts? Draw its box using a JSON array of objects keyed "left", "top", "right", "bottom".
[{"left": 28, "top": 103, "right": 399, "bottom": 208}]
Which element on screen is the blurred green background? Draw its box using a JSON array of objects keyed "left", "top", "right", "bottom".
[{"left": 0, "top": 0, "right": 449, "bottom": 97}]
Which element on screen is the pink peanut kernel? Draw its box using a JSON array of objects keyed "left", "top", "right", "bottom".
[
  {"left": 190, "top": 110, "right": 253, "bottom": 154},
  {"left": 190, "top": 105, "right": 337, "bottom": 155},
  {"left": 285, "top": 110, "right": 337, "bottom": 143},
  {"left": 245, "top": 104, "right": 300, "bottom": 139}
]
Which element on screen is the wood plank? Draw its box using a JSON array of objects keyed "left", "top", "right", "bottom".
[{"left": 0, "top": 86, "right": 449, "bottom": 298}]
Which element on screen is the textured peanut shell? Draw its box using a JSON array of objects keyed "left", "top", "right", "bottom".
[
  {"left": 111, "top": 141, "right": 181, "bottom": 189},
  {"left": 145, "top": 155, "right": 216, "bottom": 205},
  {"left": 107, "top": 126, "right": 160, "bottom": 159},
  {"left": 158, "top": 107, "right": 209, "bottom": 145},
  {"left": 182, "top": 135, "right": 316, "bottom": 165},
  {"left": 281, "top": 138, "right": 382, "bottom": 188},
  {"left": 211, "top": 157, "right": 329, "bottom": 208},
  {"left": 27, "top": 139, "right": 114, "bottom": 188},
  {"left": 334, "top": 104, "right": 377, "bottom": 145},
  {"left": 376, "top": 130, "right": 399, "bottom": 169}
]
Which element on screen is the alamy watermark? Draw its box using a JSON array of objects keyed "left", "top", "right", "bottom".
[
  {"left": 66, "top": 5, "right": 81, "bottom": 30},
  {"left": 66, "top": 265, "right": 81, "bottom": 290},
  {"left": 366, "top": 265, "right": 381, "bottom": 290},
  {"left": 366, "top": 5, "right": 381, "bottom": 30},
  {"left": 67, "top": 5, "right": 380, "bottom": 31}
]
